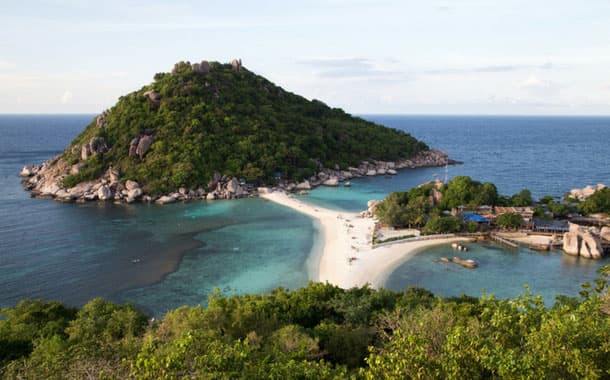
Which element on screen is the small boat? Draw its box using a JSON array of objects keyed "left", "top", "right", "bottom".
[
  {"left": 529, "top": 244, "right": 550, "bottom": 251},
  {"left": 452, "top": 257, "right": 477, "bottom": 268},
  {"left": 132, "top": 259, "right": 141, "bottom": 264},
  {"left": 343, "top": 181, "right": 351, "bottom": 187},
  {"left": 440, "top": 256, "right": 477, "bottom": 268}
]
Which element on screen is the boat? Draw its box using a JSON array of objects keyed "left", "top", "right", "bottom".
[
  {"left": 529, "top": 243, "right": 550, "bottom": 251},
  {"left": 440, "top": 256, "right": 477, "bottom": 268},
  {"left": 344, "top": 181, "right": 351, "bottom": 187}
]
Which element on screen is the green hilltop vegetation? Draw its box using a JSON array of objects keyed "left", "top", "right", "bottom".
[
  {"left": 60, "top": 60, "right": 428, "bottom": 194},
  {"left": 1, "top": 272, "right": 609, "bottom": 379}
]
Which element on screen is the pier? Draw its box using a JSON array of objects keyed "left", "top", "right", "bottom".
[{"left": 490, "top": 233, "right": 520, "bottom": 249}]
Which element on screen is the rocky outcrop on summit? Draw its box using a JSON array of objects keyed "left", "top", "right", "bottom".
[{"left": 563, "top": 223, "right": 605, "bottom": 259}]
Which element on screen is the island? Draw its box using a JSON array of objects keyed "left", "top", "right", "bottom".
[{"left": 19, "top": 59, "right": 453, "bottom": 204}]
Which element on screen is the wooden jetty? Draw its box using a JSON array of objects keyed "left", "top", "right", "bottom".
[{"left": 490, "top": 233, "right": 520, "bottom": 249}]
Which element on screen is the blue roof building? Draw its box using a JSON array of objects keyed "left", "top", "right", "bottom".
[{"left": 463, "top": 213, "right": 490, "bottom": 224}]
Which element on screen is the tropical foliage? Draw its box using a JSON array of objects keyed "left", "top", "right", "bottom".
[
  {"left": 1, "top": 268, "right": 608, "bottom": 379},
  {"left": 60, "top": 61, "right": 428, "bottom": 194}
]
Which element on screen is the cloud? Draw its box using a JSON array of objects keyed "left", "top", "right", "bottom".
[
  {"left": 0, "top": 59, "right": 16, "bottom": 70},
  {"left": 297, "top": 57, "right": 402, "bottom": 79},
  {"left": 60, "top": 90, "right": 73, "bottom": 104},
  {"left": 424, "top": 62, "right": 553, "bottom": 75},
  {"left": 519, "top": 76, "right": 560, "bottom": 96}
]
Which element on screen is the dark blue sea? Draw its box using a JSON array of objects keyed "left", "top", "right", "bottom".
[{"left": 1, "top": 115, "right": 608, "bottom": 315}]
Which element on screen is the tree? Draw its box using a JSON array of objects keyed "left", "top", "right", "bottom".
[
  {"left": 422, "top": 215, "right": 462, "bottom": 234},
  {"left": 579, "top": 188, "right": 610, "bottom": 214},
  {"left": 496, "top": 212, "right": 523, "bottom": 229},
  {"left": 511, "top": 189, "right": 533, "bottom": 207}
]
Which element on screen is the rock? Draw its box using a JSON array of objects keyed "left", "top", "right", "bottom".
[
  {"left": 322, "top": 177, "right": 339, "bottom": 186},
  {"left": 231, "top": 58, "right": 242, "bottom": 72},
  {"left": 563, "top": 223, "right": 605, "bottom": 259},
  {"left": 84, "top": 193, "right": 98, "bottom": 201},
  {"left": 601, "top": 227, "right": 610, "bottom": 241},
  {"left": 129, "top": 136, "right": 140, "bottom": 157},
  {"left": 143, "top": 90, "right": 161, "bottom": 107},
  {"left": 136, "top": 135, "right": 153, "bottom": 159},
  {"left": 207, "top": 172, "right": 222, "bottom": 191},
  {"left": 155, "top": 195, "right": 176, "bottom": 205},
  {"left": 107, "top": 167, "right": 120, "bottom": 184},
  {"left": 96, "top": 110, "right": 108, "bottom": 128},
  {"left": 432, "top": 188, "right": 443, "bottom": 205},
  {"left": 127, "top": 188, "right": 143, "bottom": 199},
  {"left": 206, "top": 192, "right": 216, "bottom": 201},
  {"left": 97, "top": 185, "right": 112, "bottom": 200},
  {"left": 69, "top": 162, "right": 87, "bottom": 175},
  {"left": 81, "top": 144, "right": 91, "bottom": 160},
  {"left": 296, "top": 180, "right": 311, "bottom": 190},
  {"left": 377, "top": 168, "right": 386, "bottom": 175},
  {"left": 367, "top": 200, "right": 381, "bottom": 215},
  {"left": 257, "top": 187, "right": 270, "bottom": 194},
  {"left": 366, "top": 169, "right": 377, "bottom": 176},
  {"left": 192, "top": 60, "right": 211, "bottom": 73},
  {"left": 563, "top": 231, "right": 580, "bottom": 256},
  {"left": 387, "top": 169, "right": 397, "bottom": 175},
  {"left": 226, "top": 178, "right": 243, "bottom": 195},
  {"left": 81, "top": 137, "right": 108, "bottom": 160},
  {"left": 597, "top": 183, "right": 606, "bottom": 191},
  {"left": 68, "top": 181, "right": 94, "bottom": 197},
  {"left": 19, "top": 165, "right": 35, "bottom": 177},
  {"left": 125, "top": 180, "right": 140, "bottom": 191},
  {"left": 580, "top": 232, "right": 604, "bottom": 259}
]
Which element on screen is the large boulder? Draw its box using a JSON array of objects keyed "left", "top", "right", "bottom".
[
  {"left": 155, "top": 195, "right": 176, "bottom": 205},
  {"left": 143, "top": 90, "right": 161, "bottom": 107},
  {"left": 296, "top": 180, "right": 311, "bottom": 190},
  {"left": 563, "top": 231, "right": 580, "bottom": 256},
  {"left": 366, "top": 169, "right": 377, "bottom": 176},
  {"left": 322, "top": 177, "right": 339, "bottom": 187},
  {"left": 128, "top": 136, "right": 140, "bottom": 157},
  {"left": 136, "top": 135, "right": 153, "bottom": 159},
  {"left": 226, "top": 177, "right": 243, "bottom": 195},
  {"left": 81, "top": 137, "right": 108, "bottom": 160},
  {"left": 601, "top": 226, "right": 610, "bottom": 241},
  {"left": 19, "top": 165, "right": 35, "bottom": 177},
  {"left": 563, "top": 223, "right": 605, "bottom": 259},
  {"left": 125, "top": 180, "right": 140, "bottom": 191},
  {"left": 580, "top": 232, "right": 604, "bottom": 259},
  {"left": 192, "top": 60, "right": 211, "bottom": 74},
  {"left": 97, "top": 185, "right": 112, "bottom": 200},
  {"left": 231, "top": 58, "right": 242, "bottom": 72},
  {"left": 127, "top": 188, "right": 143, "bottom": 200}
]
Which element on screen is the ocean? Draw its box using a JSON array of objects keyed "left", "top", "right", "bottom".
[{"left": 1, "top": 115, "right": 608, "bottom": 315}]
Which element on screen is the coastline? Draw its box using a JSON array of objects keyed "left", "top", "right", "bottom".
[
  {"left": 19, "top": 149, "right": 455, "bottom": 204},
  {"left": 260, "top": 190, "right": 469, "bottom": 288}
]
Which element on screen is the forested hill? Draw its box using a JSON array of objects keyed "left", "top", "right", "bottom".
[{"left": 56, "top": 59, "right": 428, "bottom": 195}]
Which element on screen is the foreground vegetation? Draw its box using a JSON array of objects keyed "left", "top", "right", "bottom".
[
  {"left": 61, "top": 61, "right": 428, "bottom": 194},
  {"left": 1, "top": 267, "right": 608, "bottom": 379}
]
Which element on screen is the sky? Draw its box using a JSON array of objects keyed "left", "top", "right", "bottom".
[{"left": 1, "top": 0, "right": 609, "bottom": 115}]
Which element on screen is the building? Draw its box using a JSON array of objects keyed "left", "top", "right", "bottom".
[{"left": 494, "top": 206, "right": 535, "bottom": 223}]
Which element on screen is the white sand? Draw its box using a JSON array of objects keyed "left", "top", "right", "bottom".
[{"left": 261, "top": 191, "right": 469, "bottom": 289}]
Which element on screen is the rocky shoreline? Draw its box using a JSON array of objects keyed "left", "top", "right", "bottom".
[{"left": 20, "top": 149, "right": 457, "bottom": 205}]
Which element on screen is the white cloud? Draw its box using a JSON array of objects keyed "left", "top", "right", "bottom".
[
  {"left": 520, "top": 76, "right": 560, "bottom": 96},
  {"left": 60, "top": 90, "right": 73, "bottom": 104},
  {"left": 0, "top": 59, "right": 16, "bottom": 70}
]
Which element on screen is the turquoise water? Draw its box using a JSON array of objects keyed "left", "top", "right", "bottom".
[
  {"left": 1, "top": 115, "right": 609, "bottom": 315},
  {"left": 384, "top": 242, "right": 605, "bottom": 304}
]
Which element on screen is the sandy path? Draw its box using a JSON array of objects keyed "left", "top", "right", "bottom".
[{"left": 260, "top": 190, "right": 468, "bottom": 288}]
